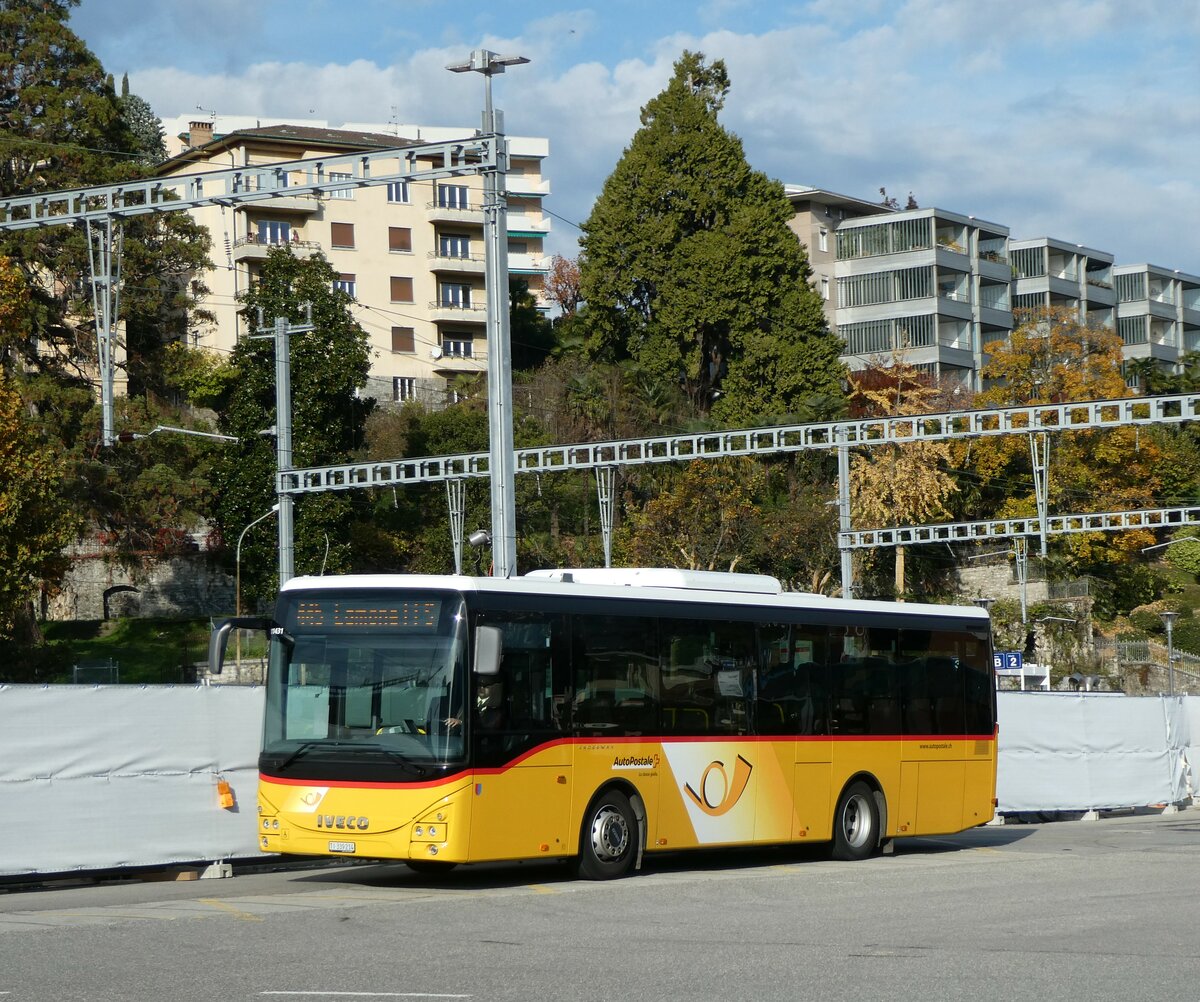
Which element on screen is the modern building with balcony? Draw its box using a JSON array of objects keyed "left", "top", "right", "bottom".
[
  {"left": 831, "top": 208, "right": 1012, "bottom": 388},
  {"left": 1114, "top": 264, "right": 1200, "bottom": 381},
  {"left": 1010, "top": 238, "right": 1115, "bottom": 331},
  {"left": 157, "top": 115, "right": 550, "bottom": 407},
  {"left": 786, "top": 183, "right": 1200, "bottom": 391},
  {"left": 785, "top": 184, "right": 890, "bottom": 329}
]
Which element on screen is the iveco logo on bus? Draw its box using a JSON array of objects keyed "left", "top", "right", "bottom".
[{"left": 316, "top": 815, "right": 369, "bottom": 831}]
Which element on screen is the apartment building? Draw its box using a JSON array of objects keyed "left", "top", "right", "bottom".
[
  {"left": 1010, "top": 238, "right": 1116, "bottom": 331},
  {"left": 1113, "top": 264, "right": 1200, "bottom": 379},
  {"left": 155, "top": 116, "right": 550, "bottom": 407},
  {"left": 787, "top": 185, "right": 1197, "bottom": 390},
  {"left": 784, "top": 184, "right": 886, "bottom": 327},
  {"left": 831, "top": 207, "right": 1012, "bottom": 387}
]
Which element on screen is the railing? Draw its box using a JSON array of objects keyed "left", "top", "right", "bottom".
[
  {"left": 1110, "top": 639, "right": 1200, "bottom": 673},
  {"left": 233, "top": 235, "right": 321, "bottom": 252},
  {"left": 1047, "top": 577, "right": 1092, "bottom": 599}
]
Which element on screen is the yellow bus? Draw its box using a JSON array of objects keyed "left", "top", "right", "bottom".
[{"left": 209, "top": 568, "right": 996, "bottom": 879}]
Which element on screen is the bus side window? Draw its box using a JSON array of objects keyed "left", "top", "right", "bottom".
[
  {"left": 573, "top": 614, "right": 659, "bottom": 736},
  {"left": 864, "top": 629, "right": 901, "bottom": 736},
  {"left": 472, "top": 612, "right": 568, "bottom": 763},
  {"left": 756, "top": 623, "right": 827, "bottom": 735}
]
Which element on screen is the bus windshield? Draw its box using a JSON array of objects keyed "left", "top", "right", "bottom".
[{"left": 262, "top": 591, "right": 468, "bottom": 772}]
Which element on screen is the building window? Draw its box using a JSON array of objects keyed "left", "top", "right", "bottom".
[
  {"left": 256, "top": 220, "right": 290, "bottom": 245},
  {"left": 391, "top": 327, "right": 415, "bottom": 353},
  {"left": 820, "top": 277, "right": 830, "bottom": 301},
  {"left": 387, "top": 180, "right": 410, "bottom": 203},
  {"left": 1118, "top": 315, "right": 1148, "bottom": 346},
  {"left": 333, "top": 273, "right": 356, "bottom": 297},
  {"left": 837, "top": 217, "right": 932, "bottom": 260},
  {"left": 440, "top": 283, "right": 471, "bottom": 308},
  {"left": 390, "top": 277, "right": 414, "bottom": 303},
  {"left": 442, "top": 332, "right": 474, "bottom": 358},
  {"left": 507, "top": 239, "right": 528, "bottom": 255},
  {"left": 389, "top": 227, "right": 413, "bottom": 253},
  {"left": 837, "top": 266, "right": 933, "bottom": 308},
  {"left": 331, "top": 222, "right": 355, "bottom": 249},
  {"left": 437, "top": 184, "right": 469, "bottom": 209},
  {"left": 1116, "top": 271, "right": 1147, "bottom": 303},
  {"left": 328, "top": 171, "right": 353, "bottom": 199},
  {"left": 440, "top": 233, "right": 470, "bottom": 259},
  {"left": 818, "top": 227, "right": 828, "bottom": 253},
  {"left": 393, "top": 376, "right": 415, "bottom": 402}
]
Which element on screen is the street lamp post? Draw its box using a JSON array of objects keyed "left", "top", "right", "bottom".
[
  {"left": 447, "top": 49, "right": 528, "bottom": 579},
  {"left": 1159, "top": 611, "right": 1179, "bottom": 696},
  {"left": 235, "top": 504, "right": 279, "bottom": 670}
]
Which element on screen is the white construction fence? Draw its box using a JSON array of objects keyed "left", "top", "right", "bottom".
[{"left": 0, "top": 685, "right": 1197, "bottom": 878}]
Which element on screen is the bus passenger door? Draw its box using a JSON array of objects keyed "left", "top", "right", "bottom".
[
  {"left": 758, "top": 626, "right": 831, "bottom": 842},
  {"left": 468, "top": 612, "right": 572, "bottom": 862}
]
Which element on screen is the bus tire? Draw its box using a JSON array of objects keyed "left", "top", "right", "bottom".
[
  {"left": 405, "top": 859, "right": 458, "bottom": 875},
  {"left": 831, "top": 781, "right": 881, "bottom": 861},
  {"left": 577, "top": 789, "right": 637, "bottom": 880}
]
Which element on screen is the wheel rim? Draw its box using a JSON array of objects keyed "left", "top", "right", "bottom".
[
  {"left": 589, "top": 805, "right": 630, "bottom": 862},
  {"left": 841, "top": 792, "right": 874, "bottom": 849}
]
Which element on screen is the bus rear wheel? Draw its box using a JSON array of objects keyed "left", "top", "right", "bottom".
[
  {"left": 831, "top": 781, "right": 880, "bottom": 861},
  {"left": 577, "top": 789, "right": 637, "bottom": 880}
]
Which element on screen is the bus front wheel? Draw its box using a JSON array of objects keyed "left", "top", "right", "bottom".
[
  {"left": 577, "top": 789, "right": 637, "bottom": 880},
  {"left": 831, "top": 781, "right": 880, "bottom": 861}
]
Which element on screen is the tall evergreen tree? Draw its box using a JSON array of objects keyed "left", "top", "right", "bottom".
[
  {"left": 212, "top": 247, "right": 373, "bottom": 607},
  {"left": 0, "top": 0, "right": 209, "bottom": 383},
  {"left": 119, "top": 72, "right": 167, "bottom": 164},
  {"left": 579, "top": 51, "right": 845, "bottom": 424}
]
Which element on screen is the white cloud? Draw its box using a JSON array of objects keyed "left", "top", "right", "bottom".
[{"left": 93, "top": 0, "right": 1200, "bottom": 271}]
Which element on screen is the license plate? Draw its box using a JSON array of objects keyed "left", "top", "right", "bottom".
[{"left": 328, "top": 841, "right": 356, "bottom": 853}]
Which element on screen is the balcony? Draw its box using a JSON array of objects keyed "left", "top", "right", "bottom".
[
  {"left": 428, "top": 252, "right": 485, "bottom": 276},
  {"left": 232, "top": 235, "right": 322, "bottom": 262},
  {"left": 235, "top": 192, "right": 320, "bottom": 215},
  {"left": 506, "top": 213, "right": 551, "bottom": 234},
  {"left": 431, "top": 348, "right": 487, "bottom": 374},
  {"left": 508, "top": 251, "right": 548, "bottom": 274},
  {"left": 507, "top": 177, "right": 551, "bottom": 197},
  {"left": 426, "top": 200, "right": 483, "bottom": 226},
  {"left": 429, "top": 301, "right": 488, "bottom": 325}
]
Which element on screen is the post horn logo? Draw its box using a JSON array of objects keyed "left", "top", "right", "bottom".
[{"left": 683, "top": 755, "right": 753, "bottom": 816}]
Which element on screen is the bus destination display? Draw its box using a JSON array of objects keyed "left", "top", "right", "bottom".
[{"left": 293, "top": 598, "right": 441, "bottom": 631}]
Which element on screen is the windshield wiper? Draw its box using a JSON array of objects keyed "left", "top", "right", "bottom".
[
  {"left": 272, "top": 740, "right": 355, "bottom": 771},
  {"left": 273, "top": 740, "right": 433, "bottom": 778},
  {"left": 368, "top": 746, "right": 431, "bottom": 777}
]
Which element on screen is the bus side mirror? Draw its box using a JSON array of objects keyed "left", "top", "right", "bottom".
[
  {"left": 473, "top": 625, "right": 503, "bottom": 676},
  {"left": 208, "top": 617, "right": 273, "bottom": 675}
]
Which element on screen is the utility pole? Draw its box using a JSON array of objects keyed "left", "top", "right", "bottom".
[
  {"left": 252, "top": 305, "right": 313, "bottom": 587},
  {"left": 86, "top": 217, "right": 122, "bottom": 447},
  {"left": 447, "top": 49, "right": 528, "bottom": 579}
]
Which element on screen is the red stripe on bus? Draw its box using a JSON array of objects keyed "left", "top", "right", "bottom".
[{"left": 260, "top": 733, "right": 994, "bottom": 788}]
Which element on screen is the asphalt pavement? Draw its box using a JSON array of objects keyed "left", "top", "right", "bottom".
[{"left": 2, "top": 811, "right": 1199, "bottom": 1001}]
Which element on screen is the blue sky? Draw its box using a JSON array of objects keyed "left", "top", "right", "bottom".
[{"left": 72, "top": 0, "right": 1200, "bottom": 272}]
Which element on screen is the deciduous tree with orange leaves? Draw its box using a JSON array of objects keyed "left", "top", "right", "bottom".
[{"left": 961, "top": 307, "right": 1170, "bottom": 586}]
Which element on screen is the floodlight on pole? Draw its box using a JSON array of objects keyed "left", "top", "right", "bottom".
[{"left": 445, "top": 49, "right": 528, "bottom": 579}]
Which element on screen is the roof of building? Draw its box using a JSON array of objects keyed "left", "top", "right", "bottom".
[
  {"left": 159, "top": 123, "right": 420, "bottom": 173},
  {"left": 784, "top": 184, "right": 894, "bottom": 217}
]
